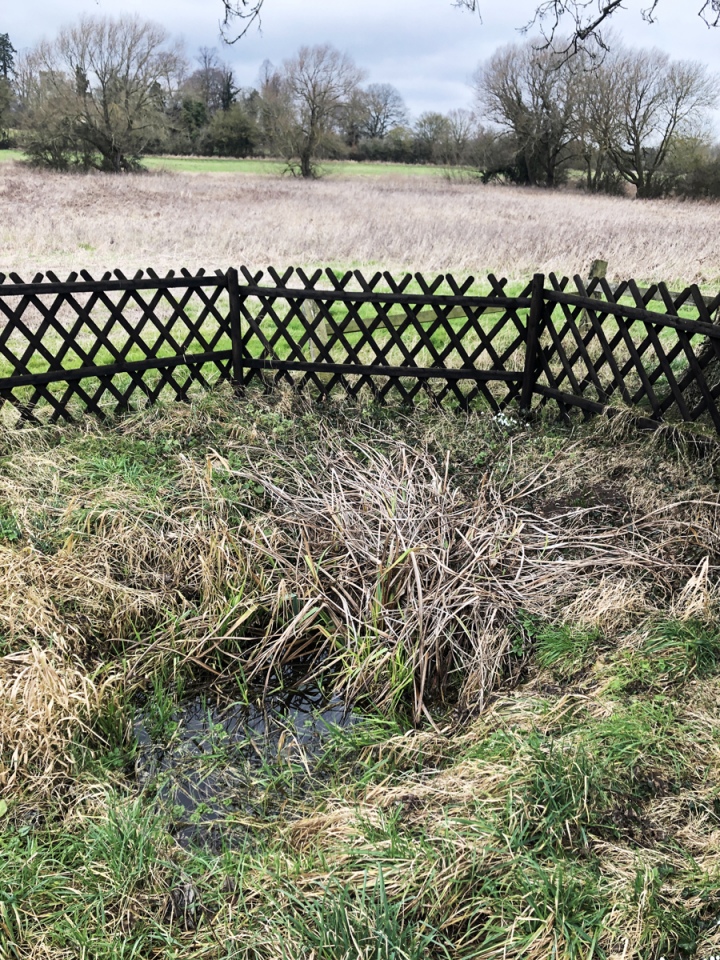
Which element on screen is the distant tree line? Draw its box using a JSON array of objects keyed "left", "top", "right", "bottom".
[
  {"left": 0, "top": 17, "right": 489, "bottom": 175},
  {"left": 1, "top": 16, "right": 720, "bottom": 199}
]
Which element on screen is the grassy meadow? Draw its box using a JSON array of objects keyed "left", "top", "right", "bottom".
[
  {"left": 144, "top": 156, "right": 466, "bottom": 178},
  {"left": 0, "top": 149, "right": 466, "bottom": 179},
  {"left": 1, "top": 159, "right": 720, "bottom": 958}
]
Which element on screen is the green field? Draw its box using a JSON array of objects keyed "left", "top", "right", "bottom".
[
  {"left": 0, "top": 148, "right": 469, "bottom": 178},
  {"left": 146, "top": 156, "right": 468, "bottom": 178}
]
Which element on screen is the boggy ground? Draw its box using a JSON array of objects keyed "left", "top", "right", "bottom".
[{"left": 1, "top": 388, "right": 720, "bottom": 958}]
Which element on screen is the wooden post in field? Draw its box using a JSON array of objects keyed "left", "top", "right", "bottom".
[
  {"left": 589, "top": 259, "right": 608, "bottom": 282},
  {"left": 580, "top": 258, "right": 607, "bottom": 331},
  {"left": 520, "top": 273, "right": 545, "bottom": 413}
]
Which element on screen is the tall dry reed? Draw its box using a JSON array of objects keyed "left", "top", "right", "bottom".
[{"left": 1, "top": 163, "right": 718, "bottom": 287}]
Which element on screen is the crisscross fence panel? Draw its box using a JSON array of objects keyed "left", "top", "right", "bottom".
[
  {"left": 0, "top": 264, "right": 719, "bottom": 434},
  {"left": 0, "top": 268, "right": 233, "bottom": 424},
  {"left": 532, "top": 273, "right": 720, "bottom": 432},
  {"left": 234, "top": 266, "right": 533, "bottom": 410}
]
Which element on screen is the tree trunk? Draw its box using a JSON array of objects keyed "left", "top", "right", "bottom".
[{"left": 299, "top": 149, "right": 313, "bottom": 178}]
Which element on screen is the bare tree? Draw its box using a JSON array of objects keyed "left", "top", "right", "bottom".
[
  {"left": 599, "top": 48, "right": 717, "bottom": 197},
  {"left": 362, "top": 83, "right": 408, "bottom": 139},
  {"left": 338, "top": 83, "right": 407, "bottom": 147},
  {"left": 474, "top": 41, "right": 582, "bottom": 185},
  {"left": 412, "top": 109, "right": 477, "bottom": 165},
  {"left": 276, "top": 44, "right": 365, "bottom": 177},
  {"left": 185, "top": 47, "right": 238, "bottom": 114},
  {"left": 414, "top": 111, "right": 453, "bottom": 163},
  {"left": 256, "top": 60, "right": 291, "bottom": 154},
  {"left": 446, "top": 108, "right": 476, "bottom": 163},
  {"left": 26, "top": 15, "right": 187, "bottom": 172},
  {"left": 338, "top": 89, "right": 371, "bottom": 147}
]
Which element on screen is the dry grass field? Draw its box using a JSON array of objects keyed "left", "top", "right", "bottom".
[{"left": 1, "top": 161, "right": 719, "bottom": 288}]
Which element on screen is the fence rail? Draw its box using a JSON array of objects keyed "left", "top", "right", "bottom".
[{"left": 0, "top": 265, "right": 719, "bottom": 433}]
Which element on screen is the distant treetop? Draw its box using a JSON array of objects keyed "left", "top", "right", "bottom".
[{"left": 0, "top": 32, "right": 16, "bottom": 80}]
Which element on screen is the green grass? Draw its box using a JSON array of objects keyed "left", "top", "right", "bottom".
[
  {"left": 534, "top": 622, "right": 603, "bottom": 680},
  {"left": 144, "top": 155, "right": 469, "bottom": 178},
  {"left": 144, "top": 155, "right": 287, "bottom": 175},
  {"left": 0, "top": 148, "right": 469, "bottom": 179}
]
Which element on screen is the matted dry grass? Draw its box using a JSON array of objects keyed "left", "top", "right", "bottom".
[
  {"left": 1, "top": 162, "right": 719, "bottom": 287},
  {"left": 239, "top": 429, "right": 720, "bottom": 721},
  {"left": 0, "top": 391, "right": 718, "bottom": 792}
]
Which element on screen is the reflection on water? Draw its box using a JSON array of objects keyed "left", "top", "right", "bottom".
[{"left": 133, "top": 680, "right": 354, "bottom": 850}]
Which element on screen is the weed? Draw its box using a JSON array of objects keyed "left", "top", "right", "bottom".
[
  {"left": 534, "top": 621, "right": 603, "bottom": 680},
  {"left": 273, "top": 871, "right": 448, "bottom": 960},
  {"left": 611, "top": 620, "right": 720, "bottom": 692},
  {"left": 516, "top": 733, "right": 611, "bottom": 851}
]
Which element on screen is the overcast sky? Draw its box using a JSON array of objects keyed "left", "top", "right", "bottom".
[{"left": 4, "top": 0, "right": 719, "bottom": 125}]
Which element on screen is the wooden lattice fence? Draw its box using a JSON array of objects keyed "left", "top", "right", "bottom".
[
  {"left": 536, "top": 274, "right": 720, "bottom": 433},
  {"left": 0, "top": 265, "right": 719, "bottom": 433}
]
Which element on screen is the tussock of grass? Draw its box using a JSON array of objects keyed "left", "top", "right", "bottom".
[
  {"left": 0, "top": 645, "right": 117, "bottom": 790},
  {"left": 236, "top": 426, "right": 719, "bottom": 721}
]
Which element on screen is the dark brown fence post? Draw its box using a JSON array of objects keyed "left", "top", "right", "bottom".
[
  {"left": 227, "top": 267, "right": 244, "bottom": 392},
  {"left": 520, "top": 273, "right": 545, "bottom": 412}
]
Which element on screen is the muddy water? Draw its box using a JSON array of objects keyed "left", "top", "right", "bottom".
[{"left": 133, "top": 681, "right": 355, "bottom": 850}]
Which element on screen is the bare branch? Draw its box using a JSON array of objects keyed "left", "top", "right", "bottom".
[
  {"left": 700, "top": 0, "right": 720, "bottom": 25},
  {"left": 220, "top": 0, "right": 264, "bottom": 43},
  {"left": 454, "top": 1, "right": 720, "bottom": 51}
]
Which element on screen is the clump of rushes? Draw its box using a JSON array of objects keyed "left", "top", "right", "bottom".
[{"left": 236, "top": 428, "right": 719, "bottom": 721}]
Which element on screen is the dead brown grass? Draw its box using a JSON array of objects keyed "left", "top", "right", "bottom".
[
  {"left": 0, "top": 392, "right": 718, "bottom": 794},
  {"left": 235, "top": 424, "right": 720, "bottom": 721},
  {"left": 1, "top": 163, "right": 718, "bottom": 287},
  {"left": 0, "top": 645, "right": 118, "bottom": 790}
]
